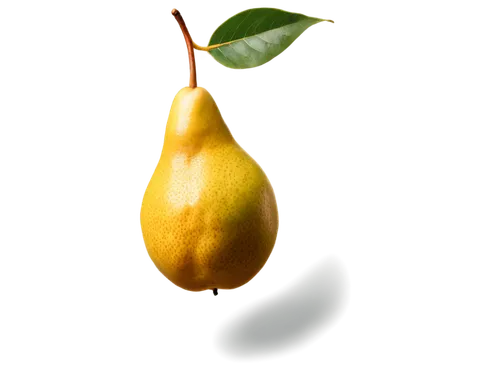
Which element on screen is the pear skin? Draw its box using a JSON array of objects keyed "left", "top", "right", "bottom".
[{"left": 140, "top": 87, "right": 278, "bottom": 292}]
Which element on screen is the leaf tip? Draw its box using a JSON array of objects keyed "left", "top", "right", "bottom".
[{"left": 326, "top": 19, "right": 334, "bottom": 23}]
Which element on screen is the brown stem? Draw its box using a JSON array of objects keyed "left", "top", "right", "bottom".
[
  {"left": 171, "top": 9, "right": 197, "bottom": 88},
  {"left": 213, "top": 288, "right": 218, "bottom": 296}
]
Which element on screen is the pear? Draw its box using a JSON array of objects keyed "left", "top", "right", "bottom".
[{"left": 140, "top": 87, "right": 279, "bottom": 293}]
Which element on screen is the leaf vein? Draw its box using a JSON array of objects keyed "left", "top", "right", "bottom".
[
  {"left": 216, "top": 47, "right": 237, "bottom": 66},
  {"left": 242, "top": 38, "right": 262, "bottom": 53},
  {"left": 255, "top": 33, "right": 281, "bottom": 45},
  {"left": 229, "top": 9, "right": 254, "bottom": 41}
]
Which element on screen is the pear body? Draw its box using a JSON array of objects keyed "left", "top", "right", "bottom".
[{"left": 140, "top": 87, "right": 278, "bottom": 292}]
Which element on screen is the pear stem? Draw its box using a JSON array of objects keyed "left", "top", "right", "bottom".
[
  {"left": 213, "top": 288, "right": 218, "bottom": 296},
  {"left": 171, "top": 9, "right": 197, "bottom": 88}
]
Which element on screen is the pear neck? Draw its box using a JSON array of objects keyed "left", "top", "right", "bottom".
[
  {"left": 163, "top": 88, "right": 233, "bottom": 154},
  {"left": 170, "top": 6, "right": 200, "bottom": 89}
]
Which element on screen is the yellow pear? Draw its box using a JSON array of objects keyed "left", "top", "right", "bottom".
[
  {"left": 141, "top": 9, "right": 278, "bottom": 295},
  {"left": 140, "top": 87, "right": 279, "bottom": 294}
]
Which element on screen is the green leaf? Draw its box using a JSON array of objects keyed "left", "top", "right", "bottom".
[{"left": 207, "top": 8, "right": 333, "bottom": 69}]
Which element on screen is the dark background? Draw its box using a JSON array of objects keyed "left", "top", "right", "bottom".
[{"left": 129, "top": 1, "right": 350, "bottom": 364}]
